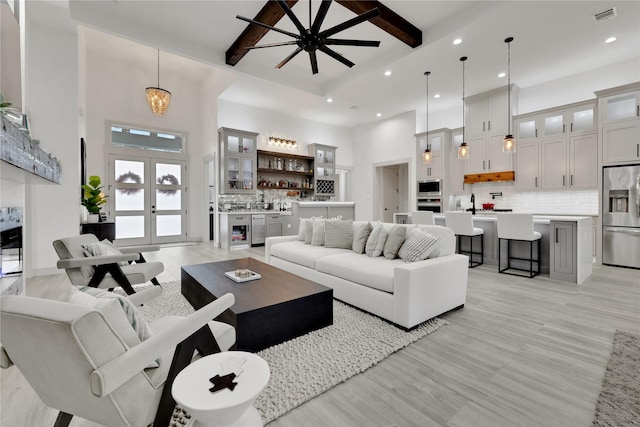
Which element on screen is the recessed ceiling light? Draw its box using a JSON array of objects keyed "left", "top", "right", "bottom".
[
  {"left": 453, "top": 38, "right": 462, "bottom": 45},
  {"left": 605, "top": 36, "right": 617, "bottom": 43},
  {"left": 326, "top": 98, "right": 333, "bottom": 103},
  {"left": 384, "top": 70, "right": 392, "bottom": 76},
  {"left": 498, "top": 72, "right": 506, "bottom": 78},
  {"left": 434, "top": 94, "right": 440, "bottom": 98},
  {"left": 376, "top": 113, "right": 382, "bottom": 117}
]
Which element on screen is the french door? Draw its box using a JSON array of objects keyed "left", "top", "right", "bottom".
[{"left": 108, "top": 154, "right": 187, "bottom": 245}]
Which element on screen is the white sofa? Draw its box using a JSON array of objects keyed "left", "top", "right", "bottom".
[{"left": 265, "top": 221, "right": 469, "bottom": 329}]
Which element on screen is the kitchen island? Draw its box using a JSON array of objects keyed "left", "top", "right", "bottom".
[{"left": 395, "top": 213, "right": 592, "bottom": 284}]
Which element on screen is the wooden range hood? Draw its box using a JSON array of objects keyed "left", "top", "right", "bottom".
[{"left": 463, "top": 171, "right": 515, "bottom": 184}]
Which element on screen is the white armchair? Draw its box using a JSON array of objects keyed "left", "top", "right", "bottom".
[{"left": 0, "top": 291, "right": 236, "bottom": 427}]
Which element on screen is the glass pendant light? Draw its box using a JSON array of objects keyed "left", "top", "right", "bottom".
[
  {"left": 146, "top": 49, "right": 171, "bottom": 116},
  {"left": 458, "top": 56, "right": 470, "bottom": 160},
  {"left": 422, "top": 71, "right": 432, "bottom": 164},
  {"left": 503, "top": 37, "right": 515, "bottom": 153}
]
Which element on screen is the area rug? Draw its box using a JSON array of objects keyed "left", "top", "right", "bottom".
[
  {"left": 592, "top": 330, "right": 640, "bottom": 427},
  {"left": 132, "top": 281, "right": 447, "bottom": 424}
]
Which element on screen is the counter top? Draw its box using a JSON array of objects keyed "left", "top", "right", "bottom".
[
  {"left": 433, "top": 213, "right": 592, "bottom": 223},
  {"left": 218, "top": 210, "right": 291, "bottom": 215},
  {"left": 297, "top": 201, "right": 356, "bottom": 207}
]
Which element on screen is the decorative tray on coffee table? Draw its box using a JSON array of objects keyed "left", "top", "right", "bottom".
[{"left": 224, "top": 269, "right": 261, "bottom": 283}]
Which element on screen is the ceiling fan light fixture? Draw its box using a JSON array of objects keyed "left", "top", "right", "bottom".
[
  {"left": 146, "top": 49, "right": 171, "bottom": 116},
  {"left": 503, "top": 36, "right": 516, "bottom": 153}
]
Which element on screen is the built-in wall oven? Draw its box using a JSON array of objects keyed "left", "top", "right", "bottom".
[
  {"left": 417, "top": 179, "right": 443, "bottom": 212},
  {"left": 602, "top": 164, "right": 640, "bottom": 269}
]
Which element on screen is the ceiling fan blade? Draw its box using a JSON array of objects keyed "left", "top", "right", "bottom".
[
  {"left": 276, "top": 47, "right": 303, "bottom": 69},
  {"left": 318, "top": 8, "right": 380, "bottom": 38},
  {"left": 325, "top": 38, "right": 381, "bottom": 47},
  {"left": 246, "top": 41, "right": 299, "bottom": 50},
  {"left": 319, "top": 46, "right": 355, "bottom": 68},
  {"left": 309, "top": 51, "right": 319, "bottom": 75},
  {"left": 236, "top": 15, "right": 299, "bottom": 39},
  {"left": 276, "top": 0, "right": 307, "bottom": 35},
  {"left": 311, "top": 0, "right": 332, "bottom": 34}
]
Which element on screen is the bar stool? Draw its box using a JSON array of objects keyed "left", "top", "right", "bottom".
[
  {"left": 445, "top": 211, "right": 484, "bottom": 268},
  {"left": 496, "top": 213, "right": 541, "bottom": 278},
  {"left": 411, "top": 211, "right": 435, "bottom": 225}
]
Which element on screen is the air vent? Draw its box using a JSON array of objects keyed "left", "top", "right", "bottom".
[
  {"left": 349, "top": 105, "right": 359, "bottom": 110},
  {"left": 594, "top": 7, "right": 617, "bottom": 22}
]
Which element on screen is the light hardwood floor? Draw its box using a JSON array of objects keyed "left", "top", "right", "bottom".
[{"left": 1, "top": 242, "right": 638, "bottom": 427}]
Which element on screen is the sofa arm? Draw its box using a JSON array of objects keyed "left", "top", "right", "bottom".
[
  {"left": 265, "top": 235, "right": 299, "bottom": 263},
  {"left": 392, "top": 254, "right": 468, "bottom": 328}
]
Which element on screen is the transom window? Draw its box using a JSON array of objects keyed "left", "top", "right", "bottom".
[{"left": 111, "top": 125, "right": 183, "bottom": 153}]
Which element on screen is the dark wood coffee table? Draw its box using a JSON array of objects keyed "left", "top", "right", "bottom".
[{"left": 181, "top": 257, "right": 333, "bottom": 352}]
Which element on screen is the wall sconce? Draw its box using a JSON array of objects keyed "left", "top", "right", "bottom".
[{"left": 268, "top": 137, "right": 298, "bottom": 149}]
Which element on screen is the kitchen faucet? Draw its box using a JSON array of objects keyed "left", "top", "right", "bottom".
[{"left": 471, "top": 193, "right": 476, "bottom": 215}]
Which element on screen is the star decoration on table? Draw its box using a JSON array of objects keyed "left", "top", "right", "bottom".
[{"left": 209, "top": 372, "right": 238, "bottom": 393}]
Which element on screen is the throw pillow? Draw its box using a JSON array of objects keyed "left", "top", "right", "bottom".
[
  {"left": 82, "top": 239, "right": 128, "bottom": 266},
  {"left": 304, "top": 218, "right": 316, "bottom": 244},
  {"left": 365, "top": 222, "right": 388, "bottom": 257},
  {"left": 324, "top": 219, "right": 354, "bottom": 249},
  {"left": 352, "top": 222, "right": 373, "bottom": 254},
  {"left": 383, "top": 225, "right": 406, "bottom": 259},
  {"left": 311, "top": 218, "right": 326, "bottom": 246},
  {"left": 298, "top": 218, "right": 308, "bottom": 241},
  {"left": 398, "top": 227, "right": 441, "bottom": 262}
]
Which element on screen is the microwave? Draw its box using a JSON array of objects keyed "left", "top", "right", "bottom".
[{"left": 417, "top": 179, "right": 442, "bottom": 196}]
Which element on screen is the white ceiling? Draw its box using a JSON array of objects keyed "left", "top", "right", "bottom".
[{"left": 66, "top": 0, "right": 640, "bottom": 128}]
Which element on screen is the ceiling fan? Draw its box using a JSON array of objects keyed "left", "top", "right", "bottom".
[{"left": 236, "top": 0, "right": 381, "bottom": 74}]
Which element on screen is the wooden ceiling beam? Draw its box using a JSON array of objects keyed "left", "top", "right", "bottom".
[
  {"left": 335, "top": 0, "right": 422, "bottom": 48},
  {"left": 225, "top": 0, "right": 298, "bottom": 66}
]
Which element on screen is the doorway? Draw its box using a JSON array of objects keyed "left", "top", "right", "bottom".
[
  {"left": 374, "top": 161, "right": 409, "bottom": 223},
  {"left": 107, "top": 154, "right": 187, "bottom": 245}
]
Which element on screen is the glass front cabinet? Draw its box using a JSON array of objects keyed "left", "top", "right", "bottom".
[
  {"left": 308, "top": 143, "right": 337, "bottom": 196},
  {"left": 219, "top": 127, "right": 258, "bottom": 193}
]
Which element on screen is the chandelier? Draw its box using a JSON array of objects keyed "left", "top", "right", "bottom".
[{"left": 146, "top": 49, "right": 171, "bottom": 116}]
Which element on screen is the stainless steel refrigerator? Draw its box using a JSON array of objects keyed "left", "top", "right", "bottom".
[{"left": 602, "top": 164, "right": 640, "bottom": 269}]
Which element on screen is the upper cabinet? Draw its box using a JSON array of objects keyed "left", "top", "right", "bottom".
[
  {"left": 256, "top": 150, "right": 314, "bottom": 191},
  {"left": 416, "top": 129, "right": 450, "bottom": 179},
  {"left": 449, "top": 129, "right": 465, "bottom": 194},
  {"left": 308, "top": 144, "right": 337, "bottom": 196},
  {"left": 219, "top": 127, "right": 258, "bottom": 194},
  {"left": 514, "top": 99, "right": 598, "bottom": 191},
  {"left": 464, "top": 86, "right": 517, "bottom": 174},
  {"left": 596, "top": 83, "right": 640, "bottom": 165}
]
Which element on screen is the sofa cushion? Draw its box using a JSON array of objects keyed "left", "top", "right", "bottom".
[
  {"left": 416, "top": 225, "right": 455, "bottom": 256},
  {"left": 270, "top": 240, "right": 350, "bottom": 269},
  {"left": 311, "top": 219, "right": 326, "bottom": 246},
  {"left": 352, "top": 222, "right": 372, "bottom": 254},
  {"left": 398, "top": 228, "right": 441, "bottom": 262},
  {"left": 383, "top": 225, "right": 406, "bottom": 259},
  {"left": 365, "top": 222, "right": 388, "bottom": 257},
  {"left": 324, "top": 219, "right": 353, "bottom": 249},
  {"left": 317, "top": 252, "right": 402, "bottom": 293}
]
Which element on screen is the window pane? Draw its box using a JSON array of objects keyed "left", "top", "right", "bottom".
[
  {"left": 156, "top": 215, "right": 181, "bottom": 237},
  {"left": 156, "top": 163, "right": 181, "bottom": 185},
  {"left": 115, "top": 160, "right": 145, "bottom": 184},
  {"left": 227, "top": 135, "right": 240, "bottom": 153},
  {"left": 156, "top": 190, "right": 181, "bottom": 211},
  {"left": 116, "top": 189, "right": 144, "bottom": 211},
  {"left": 116, "top": 216, "right": 145, "bottom": 239}
]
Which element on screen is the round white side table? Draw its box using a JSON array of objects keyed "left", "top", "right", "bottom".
[{"left": 172, "top": 351, "right": 270, "bottom": 427}]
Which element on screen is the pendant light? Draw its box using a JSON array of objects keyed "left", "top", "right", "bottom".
[
  {"left": 458, "top": 56, "right": 470, "bottom": 160},
  {"left": 422, "top": 71, "right": 432, "bottom": 164},
  {"left": 145, "top": 49, "right": 171, "bottom": 116},
  {"left": 503, "top": 37, "right": 515, "bottom": 152}
]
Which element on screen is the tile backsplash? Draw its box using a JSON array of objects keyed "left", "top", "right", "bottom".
[{"left": 450, "top": 182, "right": 598, "bottom": 215}]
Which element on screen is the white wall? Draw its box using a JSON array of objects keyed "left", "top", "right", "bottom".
[
  {"left": 217, "top": 99, "right": 354, "bottom": 168},
  {"left": 23, "top": 1, "right": 79, "bottom": 275},
  {"left": 351, "top": 111, "right": 416, "bottom": 221}
]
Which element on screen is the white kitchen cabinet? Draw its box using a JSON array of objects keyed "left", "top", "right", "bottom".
[
  {"left": 416, "top": 130, "right": 449, "bottom": 179},
  {"left": 515, "top": 117, "right": 539, "bottom": 143},
  {"left": 515, "top": 142, "right": 540, "bottom": 191},
  {"left": 219, "top": 127, "right": 258, "bottom": 194},
  {"left": 308, "top": 144, "right": 337, "bottom": 196},
  {"left": 465, "top": 134, "right": 511, "bottom": 174},
  {"left": 597, "top": 83, "right": 640, "bottom": 165},
  {"left": 540, "top": 133, "right": 598, "bottom": 190}
]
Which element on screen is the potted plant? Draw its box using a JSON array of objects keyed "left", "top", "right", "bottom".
[{"left": 81, "top": 175, "right": 108, "bottom": 223}]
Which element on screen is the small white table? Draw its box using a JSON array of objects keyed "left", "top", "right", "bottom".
[{"left": 172, "top": 351, "right": 270, "bottom": 427}]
